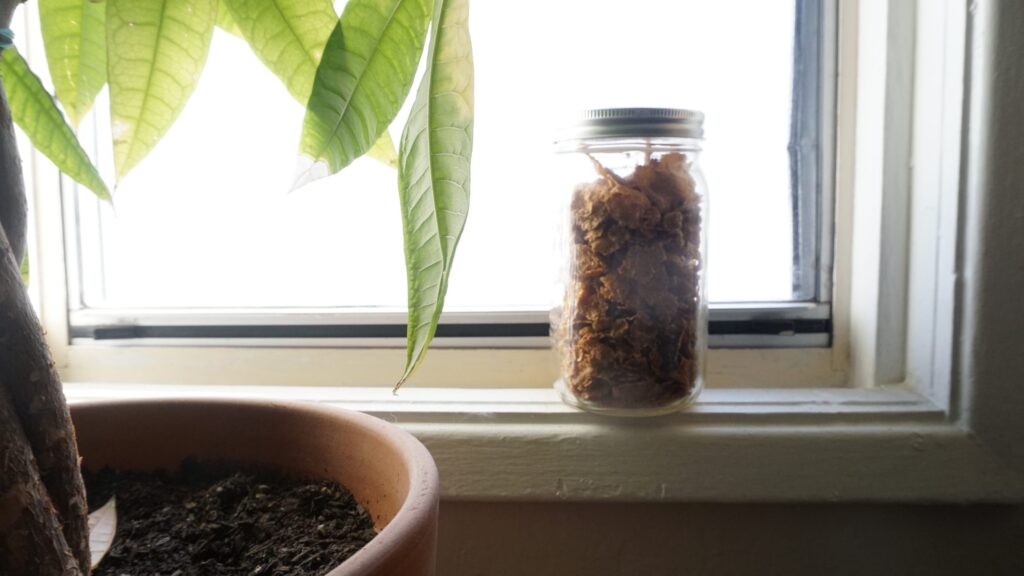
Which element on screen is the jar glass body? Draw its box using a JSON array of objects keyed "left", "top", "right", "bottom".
[{"left": 552, "top": 137, "right": 708, "bottom": 416}]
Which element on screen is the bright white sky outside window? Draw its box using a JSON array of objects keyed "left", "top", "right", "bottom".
[{"left": 56, "top": 0, "right": 796, "bottom": 310}]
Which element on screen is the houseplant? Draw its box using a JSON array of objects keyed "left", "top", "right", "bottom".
[{"left": 0, "top": 0, "right": 471, "bottom": 573}]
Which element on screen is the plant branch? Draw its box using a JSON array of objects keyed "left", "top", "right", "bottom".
[{"left": 0, "top": 0, "right": 27, "bottom": 265}]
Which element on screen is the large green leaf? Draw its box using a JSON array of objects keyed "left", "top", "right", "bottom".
[
  {"left": 396, "top": 0, "right": 473, "bottom": 387},
  {"left": 223, "top": 0, "right": 398, "bottom": 170},
  {"left": 368, "top": 128, "right": 398, "bottom": 168},
  {"left": 296, "top": 0, "right": 431, "bottom": 187},
  {"left": 1, "top": 47, "right": 109, "bottom": 200},
  {"left": 220, "top": 0, "right": 335, "bottom": 102},
  {"left": 216, "top": 1, "right": 243, "bottom": 38},
  {"left": 38, "top": 0, "right": 107, "bottom": 127},
  {"left": 107, "top": 0, "right": 216, "bottom": 181}
]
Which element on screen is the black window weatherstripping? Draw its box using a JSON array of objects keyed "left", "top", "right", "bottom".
[
  {"left": 69, "top": 304, "right": 831, "bottom": 349},
  {"left": 63, "top": 0, "right": 836, "bottom": 351}
]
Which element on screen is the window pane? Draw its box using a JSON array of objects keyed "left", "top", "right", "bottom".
[{"left": 72, "top": 0, "right": 798, "bottom": 310}]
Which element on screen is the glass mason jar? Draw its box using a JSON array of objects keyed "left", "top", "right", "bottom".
[{"left": 552, "top": 108, "right": 708, "bottom": 416}]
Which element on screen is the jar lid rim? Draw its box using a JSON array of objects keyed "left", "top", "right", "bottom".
[{"left": 561, "top": 107, "right": 705, "bottom": 140}]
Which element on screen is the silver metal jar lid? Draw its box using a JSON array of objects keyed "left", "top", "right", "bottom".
[{"left": 566, "top": 108, "right": 705, "bottom": 140}]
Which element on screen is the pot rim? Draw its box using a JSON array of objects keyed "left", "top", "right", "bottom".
[{"left": 71, "top": 397, "right": 439, "bottom": 576}]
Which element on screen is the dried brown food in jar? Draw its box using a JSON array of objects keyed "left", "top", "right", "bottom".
[{"left": 558, "top": 152, "right": 702, "bottom": 409}]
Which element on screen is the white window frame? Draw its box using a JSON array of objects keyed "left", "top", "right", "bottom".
[{"left": 22, "top": 0, "right": 1024, "bottom": 502}]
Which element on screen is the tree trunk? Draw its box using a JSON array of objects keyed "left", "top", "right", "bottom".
[
  {"left": 0, "top": 225, "right": 91, "bottom": 574},
  {"left": 0, "top": 386, "right": 83, "bottom": 576},
  {"left": 1, "top": 1, "right": 92, "bottom": 573}
]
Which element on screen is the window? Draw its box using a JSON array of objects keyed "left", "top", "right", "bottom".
[
  {"left": 23, "top": 0, "right": 837, "bottom": 353},
  {"left": 18, "top": 0, "right": 1024, "bottom": 504}
]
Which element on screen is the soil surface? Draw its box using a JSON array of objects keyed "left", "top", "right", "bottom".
[{"left": 84, "top": 461, "right": 377, "bottom": 575}]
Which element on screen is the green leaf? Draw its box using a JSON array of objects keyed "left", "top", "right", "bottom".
[
  {"left": 107, "top": 0, "right": 216, "bottom": 181},
  {"left": 39, "top": 0, "right": 107, "bottom": 127},
  {"left": 368, "top": 129, "right": 398, "bottom": 168},
  {"left": 223, "top": 0, "right": 398, "bottom": 170},
  {"left": 396, "top": 0, "right": 473, "bottom": 387},
  {"left": 1, "top": 47, "right": 110, "bottom": 200},
  {"left": 221, "top": 0, "right": 336, "bottom": 102},
  {"left": 20, "top": 253, "right": 29, "bottom": 286},
  {"left": 296, "top": 0, "right": 431, "bottom": 187},
  {"left": 216, "top": 1, "right": 243, "bottom": 38}
]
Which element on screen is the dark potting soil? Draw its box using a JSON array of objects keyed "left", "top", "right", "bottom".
[{"left": 84, "top": 461, "right": 377, "bottom": 576}]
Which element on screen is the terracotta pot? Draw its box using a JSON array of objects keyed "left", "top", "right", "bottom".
[{"left": 71, "top": 399, "right": 439, "bottom": 576}]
